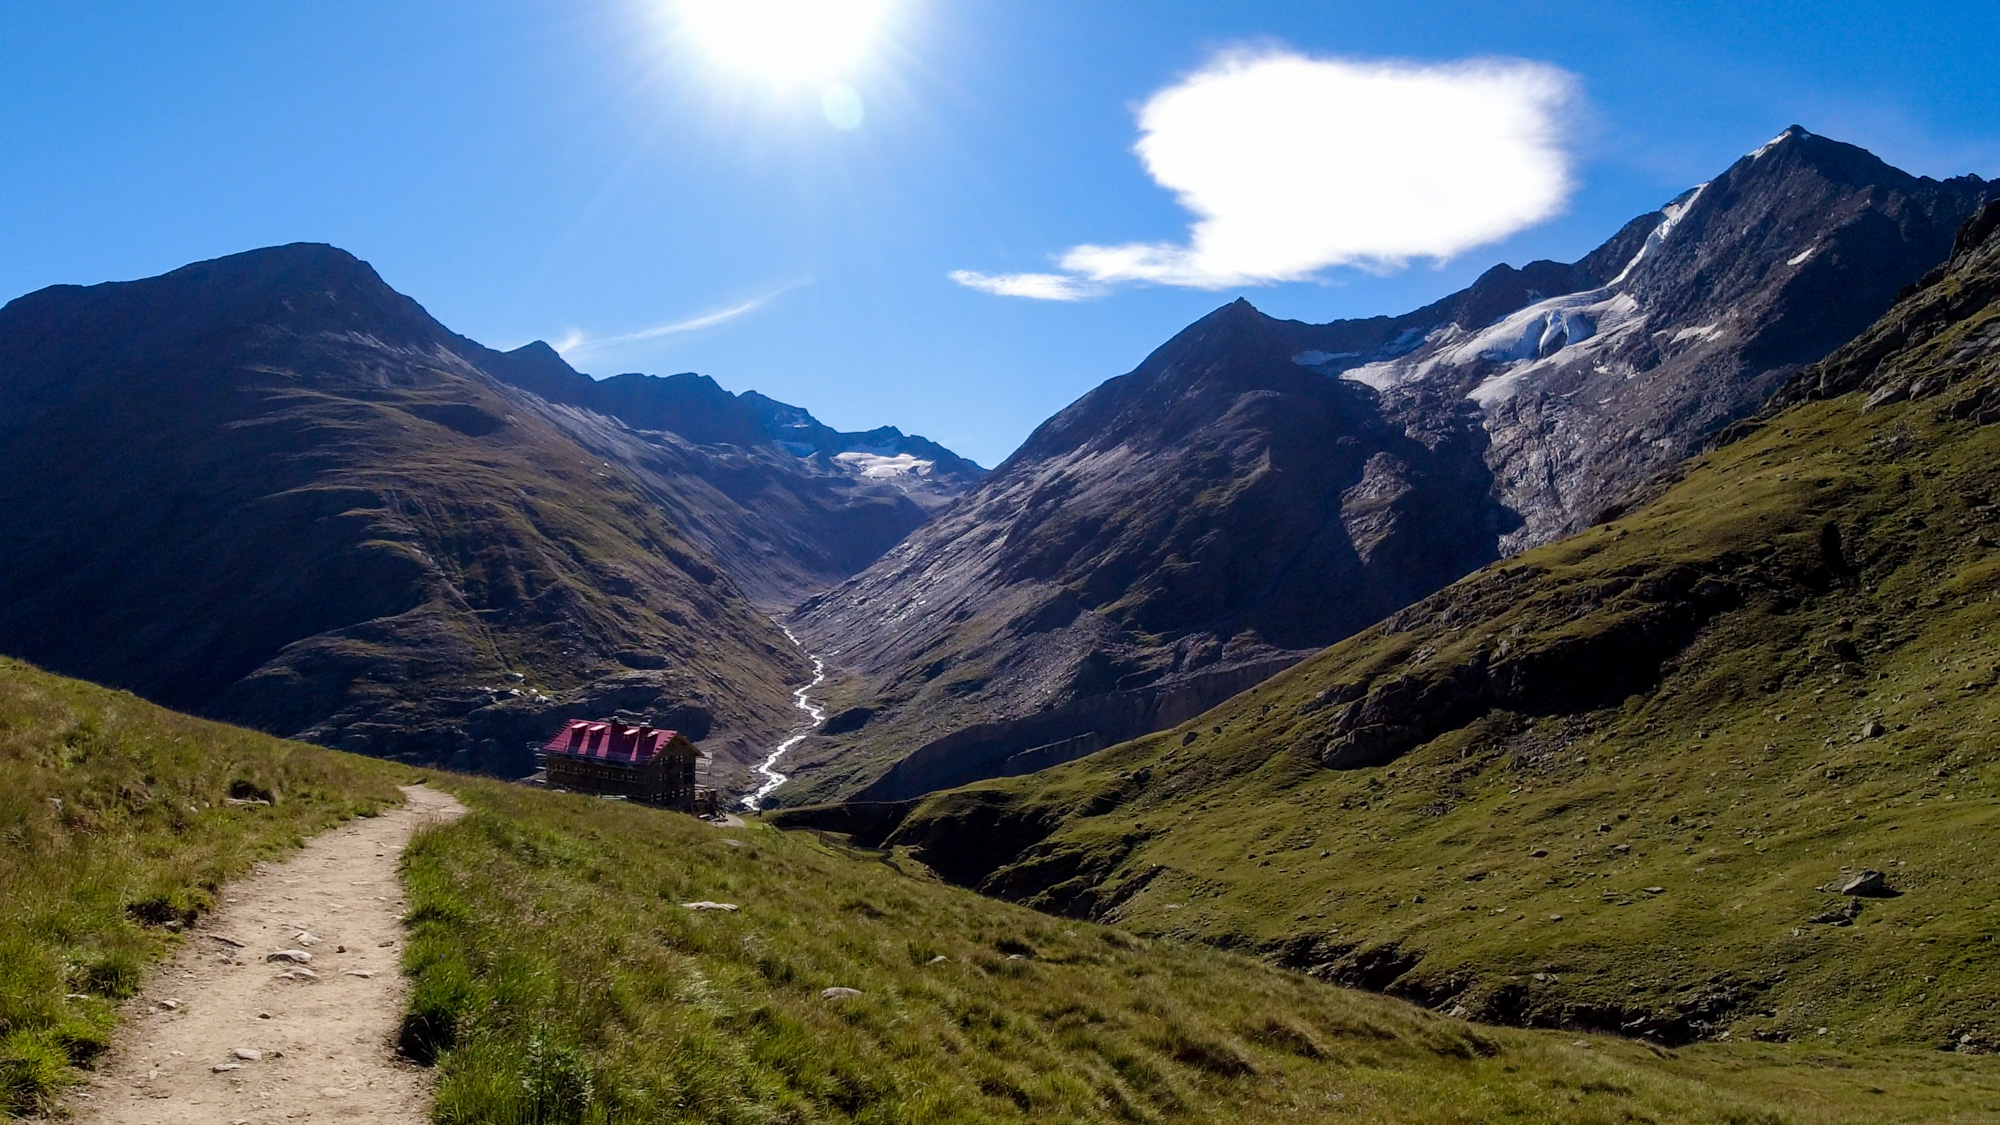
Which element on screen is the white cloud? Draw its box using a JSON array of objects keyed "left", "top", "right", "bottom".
[
  {"left": 555, "top": 283, "right": 804, "bottom": 359},
  {"left": 947, "top": 270, "right": 1103, "bottom": 301},
  {"left": 954, "top": 49, "right": 1579, "bottom": 298}
]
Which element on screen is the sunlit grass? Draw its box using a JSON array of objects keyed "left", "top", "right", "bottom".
[
  {"left": 401, "top": 777, "right": 2000, "bottom": 1123},
  {"left": 0, "top": 658, "right": 402, "bottom": 1115},
  {"left": 854, "top": 391, "right": 2000, "bottom": 1053}
]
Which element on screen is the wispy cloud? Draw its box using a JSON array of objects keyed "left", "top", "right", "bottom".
[
  {"left": 954, "top": 49, "right": 1579, "bottom": 299},
  {"left": 947, "top": 270, "right": 1103, "bottom": 301},
  {"left": 555, "top": 282, "right": 805, "bottom": 359}
]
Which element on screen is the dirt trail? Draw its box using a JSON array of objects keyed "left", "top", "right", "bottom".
[{"left": 73, "top": 785, "right": 465, "bottom": 1124}]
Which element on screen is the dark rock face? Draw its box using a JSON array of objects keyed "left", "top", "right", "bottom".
[
  {"left": 0, "top": 244, "right": 818, "bottom": 778},
  {"left": 787, "top": 128, "right": 1991, "bottom": 804},
  {"left": 1770, "top": 198, "right": 2000, "bottom": 417}
]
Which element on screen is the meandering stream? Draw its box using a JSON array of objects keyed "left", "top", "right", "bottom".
[{"left": 744, "top": 626, "right": 826, "bottom": 811}]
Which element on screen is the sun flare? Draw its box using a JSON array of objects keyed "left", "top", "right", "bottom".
[{"left": 676, "top": 0, "right": 896, "bottom": 85}]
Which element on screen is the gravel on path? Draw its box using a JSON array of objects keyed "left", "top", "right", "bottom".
[{"left": 71, "top": 785, "right": 465, "bottom": 1125}]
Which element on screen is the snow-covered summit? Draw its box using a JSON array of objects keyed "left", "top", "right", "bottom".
[{"left": 1261, "top": 127, "right": 1994, "bottom": 552}]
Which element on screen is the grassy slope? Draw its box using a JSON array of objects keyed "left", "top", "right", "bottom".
[
  {"left": 400, "top": 780, "right": 2000, "bottom": 1124},
  {"left": 4, "top": 653, "right": 1999, "bottom": 1122},
  {"left": 0, "top": 657, "right": 404, "bottom": 1115},
  {"left": 848, "top": 234, "right": 2000, "bottom": 1052}
]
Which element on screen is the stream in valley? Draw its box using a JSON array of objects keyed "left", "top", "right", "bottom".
[{"left": 743, "top": 626, "right": 826, "bottom": 810}]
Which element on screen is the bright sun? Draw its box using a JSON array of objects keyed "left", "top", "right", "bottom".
[{"left": 677, "top": 0, "right": 896, "bottom": 85}]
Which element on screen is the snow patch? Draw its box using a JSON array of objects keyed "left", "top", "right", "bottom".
[
  {"left": 1749, "top": 127, "right": 1808, "bottom": 160},
  {"left": 1443, "top": 290, "right": 1622, "bottom": 369},
  {"left": 1334, "top": 175, "right": 1721, "bottom": 408},
  {"left": 1337, "top": 325, "right": 1464, "bottom": 392},
  {"left": 835, "top": 451, "right": 934, "bottom": 479},
  {"left": 1469, "top": 306, "right": 1598, "bottom": 364},
  {"left": 1340, "top": 359, "right": 1406, "bottom": 392},
  {"left": 1607, "top": 183, "right": 1709, "bottom": 286},
  {"left": 1788, "top": 246, "right": 1817, "bottom": 266},
  {"left": 1295, "top": 324, "right": 1436, "bottom": 376},
  {"left": 1334, "top": 286, "right": 1645, "bottom": 407},
  {"left": 1670, "top": 322, "right": 1723, "bottom": 344},
  {"left": 1463, "top": 292, "right": 1644, "bottom": 408}
]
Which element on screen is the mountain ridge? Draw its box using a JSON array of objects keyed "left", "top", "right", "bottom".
[
  {"left": 778, "top": 127, "right": 1993, "bottom": 808},
  {"left": 481, "top": 339, "right": 986, "bottom": 486},
  {"left": 777, "top": 194, "right": 2000, "bottom": 1047},
  {"left": 0, "top": 243, "right": 976, "bottom": 785}
]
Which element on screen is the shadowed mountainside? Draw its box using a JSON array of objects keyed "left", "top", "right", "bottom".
[{"left": 0, "top": 244, "right": 812, "bottom": 778}]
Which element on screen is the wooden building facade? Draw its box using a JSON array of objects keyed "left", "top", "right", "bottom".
[{"left": 539, "top": 720, "right": 713, "bottom": 813}]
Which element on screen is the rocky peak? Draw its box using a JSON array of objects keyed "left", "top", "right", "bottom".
[
  {"left": 582, "top": 370, "right": 769, "bottom": 445},
  {"left": 1618, "top": 126, "right": 1972, "bottom": 318},
  {"left": 1128, "top": 297, "right": 1294, "bottom": 385},
  {"left": 1282, "top": 125, "right": 1994, "bottom": 550},
  {"left": 1001, "top": 297, "right": 1337, "bottom": 469},
  {"left": 1739, "top": 125, "right": 1941, "bottom": 192},
  {"left": 131, "top": 243, "right": 439, "bottom": 341}
]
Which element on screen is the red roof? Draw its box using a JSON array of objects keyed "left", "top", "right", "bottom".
[{"left": 540, "top": 720, "right": 702, "bottom": 768}]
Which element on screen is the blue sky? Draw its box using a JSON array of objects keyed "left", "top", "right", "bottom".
[{"left": 2, "top": 1, "right": 1997, "bottom": 467}]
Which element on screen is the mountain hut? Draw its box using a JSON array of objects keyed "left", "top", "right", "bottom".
[{"left": 539, "top": 720, "right": 712, "bottom": 812}]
